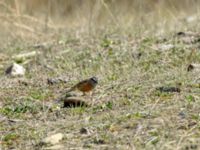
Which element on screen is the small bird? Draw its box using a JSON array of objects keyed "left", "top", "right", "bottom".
[{"left": 66, "top": 76, "right": 98, "bottom": 95}]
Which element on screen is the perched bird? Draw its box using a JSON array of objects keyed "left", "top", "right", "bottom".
[{"left": 66, "top": 76, "right": 98, "bottom": 95}]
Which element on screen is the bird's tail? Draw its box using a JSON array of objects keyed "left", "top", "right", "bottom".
[
  {"left": 54, "top": 87, "right": 76, "bottom": 104},
  {"left": 65, "top": 86, "right": 76, "bottom": 93}
]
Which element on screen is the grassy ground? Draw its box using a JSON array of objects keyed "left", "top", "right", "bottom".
[{"left": 1, "top": 17, "right": 200, "bottom": 149}]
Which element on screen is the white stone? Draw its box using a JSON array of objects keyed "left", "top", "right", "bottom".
[
  {"left": 42, "top": 133, "right": 63, "bottom": 145},
  {"left": 186, "top": 15, "right": 197, "bottom": 23},
  {"left": 158, "top": 44, "right": 174, "bottom": 51},
  {"left": 5, "top": 63, "right": 26, "bottom": 76}
]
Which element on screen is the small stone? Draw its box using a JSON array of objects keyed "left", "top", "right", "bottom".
[
  {"left": 185, "top": 15, "right": 197, "bottom": 23},
  {"left": 176, "top": 32, "right": 186, "bottom": 36},
  {"left": 93, "top": 139, "right": 106, "bottom": 145},
  {"left": 5, "top": 63, "right": 25, "bottom": 77},
  {"left": 42, "top": 133, "right": 63, "bottom": 145},
  {"left": 188, "top": 121, "right": 197, "bottom": 128},
  {"left": 157, "top": 44, "right": 174, "bottom": 51},
  {"left": 187, "top": 63, "right": 200, "bottom": 72},
  {"left": 80, "top": 127, "right": 88, "bottom": 134},
  {"left": 18, "top": 79, "right": 29, "bottom": 86},
  {"left": 178, "top": 112, "right": 186, "bottom": 119}
]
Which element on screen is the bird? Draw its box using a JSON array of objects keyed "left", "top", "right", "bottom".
[{"left": 66, "top": 76, "right": 98, "bottom": 95}]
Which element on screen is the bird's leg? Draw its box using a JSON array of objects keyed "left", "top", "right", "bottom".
[
  {"left": 90, "top": 91, "right": 95, "bottom": 106},
  {"left": 82, "top": 92, "right": 86, "bottom": 96}
]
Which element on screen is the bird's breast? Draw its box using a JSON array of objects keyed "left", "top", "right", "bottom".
[{"left": 78, "top": 82, "right": 94, "bottom": 92}]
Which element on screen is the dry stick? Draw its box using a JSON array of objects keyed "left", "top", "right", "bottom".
[
  {"left": 14, "top": 0, "right": 23, "bottom": 38},
  {"left": 92, "top": 1, "right": 102, "bottom": 22},
  {"left": 187, "top": 49, "right": 196, "bottom": 64},
  {"left": 168, "top": 0, "right": 180, "bottom": 20},
  {"left": 0, "top": 1, "right": 16, "bottom": 13},
  {"left": 149, "top": 97, "right": 161, "bottom": 113},
  {"left": 88, "top": 0, "right": 94, "bottom": 35},
  {"left": 2, "top": 17, "right": 42, "bottom": 37},
  {"left": 14, "top": 0, "right": 20, "bottom": 15},
  {"left": 100, "top": 0, "right": 120, "bottom": 28},
  {"left": 44, "top": 0, "right": 51, "bottom": 32},
  {"left": 0, "top": 15, "right": 43, "bottom": 36},
  {"left": 0, "top": 1, "right": 55, "bottom": 38},
  {"left": 13, "top": 22, "right": 36, "bottom": 34},
  {"left": 12, "top": 51, "right": 41, "bottom": 59},
  {"left": 0, "top": 14, "right": 57, "bottom": 30},
  {"left": 0, "top": 16, "right": 35, "bottom": 33},
  {"left": 88, "top": 1, "right": 101, "bottom": 34},
  {"left": 176, "top": 126, "right": 197, "bottom": 149}
]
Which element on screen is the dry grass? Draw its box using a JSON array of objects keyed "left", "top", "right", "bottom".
[
  {"left": 1, "top": 1, "right": 200, "bottom": 150},
  {"left": 0, "top": 0, "right": 199, "bottom": 40}
]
